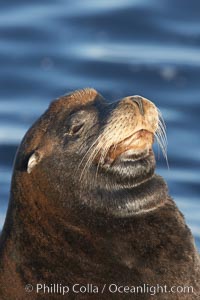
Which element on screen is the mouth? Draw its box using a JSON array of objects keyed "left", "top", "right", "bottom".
[{"left": 98, "top": 129, "right": 154, "bottom": 166}]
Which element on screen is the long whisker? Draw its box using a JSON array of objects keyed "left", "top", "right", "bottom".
[
  {"left": 154, "top": 109, "right": 169, "bottom": 168},
  {"left": 157, "top": 108, "right": 166, "bottom": 129},
  {"left": 157, "top": 126, "right": 167, "bottom": 152},
  {"left": 156, "top": 124, "right": 167, "bottom": 152},
  {"left": 158, "top": 120, "right": 167, "bottom": 146},
  {"left": 79, "top": 122, "right": 120, "bottom": 182},
  {"left": 155, "top": 130, "right": 169, "bottom": 168},
  {"left": 78, "top": 131, "right": 110, "bottom": 181},
  {"left": 94, "top": 143, "right": 111, "bottom": 184}
]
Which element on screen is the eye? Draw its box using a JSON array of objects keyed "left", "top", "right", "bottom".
[
  {"left": 65, "top": 118, "right": 85, "bottom": 136},
  {"left": 69, "top": 122, "right": 84, "bottom": 135},
  {"left": 64, "top": 110, "right": 89, "bottom": 136}
]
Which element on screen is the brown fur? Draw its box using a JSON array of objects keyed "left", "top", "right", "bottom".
[{"left": 0, "top": 88, "right": 199, "bottom": 299}]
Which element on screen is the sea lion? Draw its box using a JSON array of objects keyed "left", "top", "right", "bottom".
[{"left": 0, "top": 88, "right": 199, "bottom": 300}]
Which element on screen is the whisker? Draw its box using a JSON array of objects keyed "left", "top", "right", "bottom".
[
  {"left": 157, "top": 108, "right": 166, "bottom": 129},
  {"left": 158, "top": 120, "right": 167, "bottom": 146},
  {"left": 78, "top": 130, "right": 111, "bottom": 181},
  {"left": 155, "top": 132, "right": 169, "bottom": 169},
  {"left": 154, "top": 109, "right": 169, "bottom": 168},
  {"left": 156, "top": 125, "right": 167, "bottom": 151},
  {"left": 157, "top": 127, "right": 167, "bottom": 152},
  {"left": 94, "top": 143, "right": 111, "bottom": 184}
]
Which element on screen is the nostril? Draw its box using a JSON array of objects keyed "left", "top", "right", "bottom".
[{"left": 130, "top": 96, "right": 144, "bottom": 116}]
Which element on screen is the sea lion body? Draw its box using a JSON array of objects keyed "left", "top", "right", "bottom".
[{"left": 0, "top": 88, "right": 199, "bottom": 299}]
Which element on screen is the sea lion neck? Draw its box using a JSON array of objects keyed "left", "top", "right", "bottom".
[
  {"left": 80, "top": 174, "right": 168, "bottom": 218},
  {"left": 1, "top": 173, "right": 168, "bottom": 256}
]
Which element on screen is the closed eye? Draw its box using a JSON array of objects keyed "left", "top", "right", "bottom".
[
  {"left": 70, "top": 123, "right": 84, "bottom": 135},
  {"left": 64, "top": 122, "right": 85, "bottom": 136}
]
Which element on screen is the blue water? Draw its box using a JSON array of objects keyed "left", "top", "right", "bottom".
[{"left": 0, "top": 0, "right": 199, "bottom": 250}]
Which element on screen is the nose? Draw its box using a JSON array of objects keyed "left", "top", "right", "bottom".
[{"left": 130, "top": 96, "right": 144, "bottom": 116}]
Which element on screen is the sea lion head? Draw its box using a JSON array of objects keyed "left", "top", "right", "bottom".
[{"left": 15, "top": 88, "right": 167, "bottom": 218}]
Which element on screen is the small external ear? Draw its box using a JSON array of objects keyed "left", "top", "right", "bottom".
[{"left": 27, "top": 151, "right": 43, "bottom": 174}]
